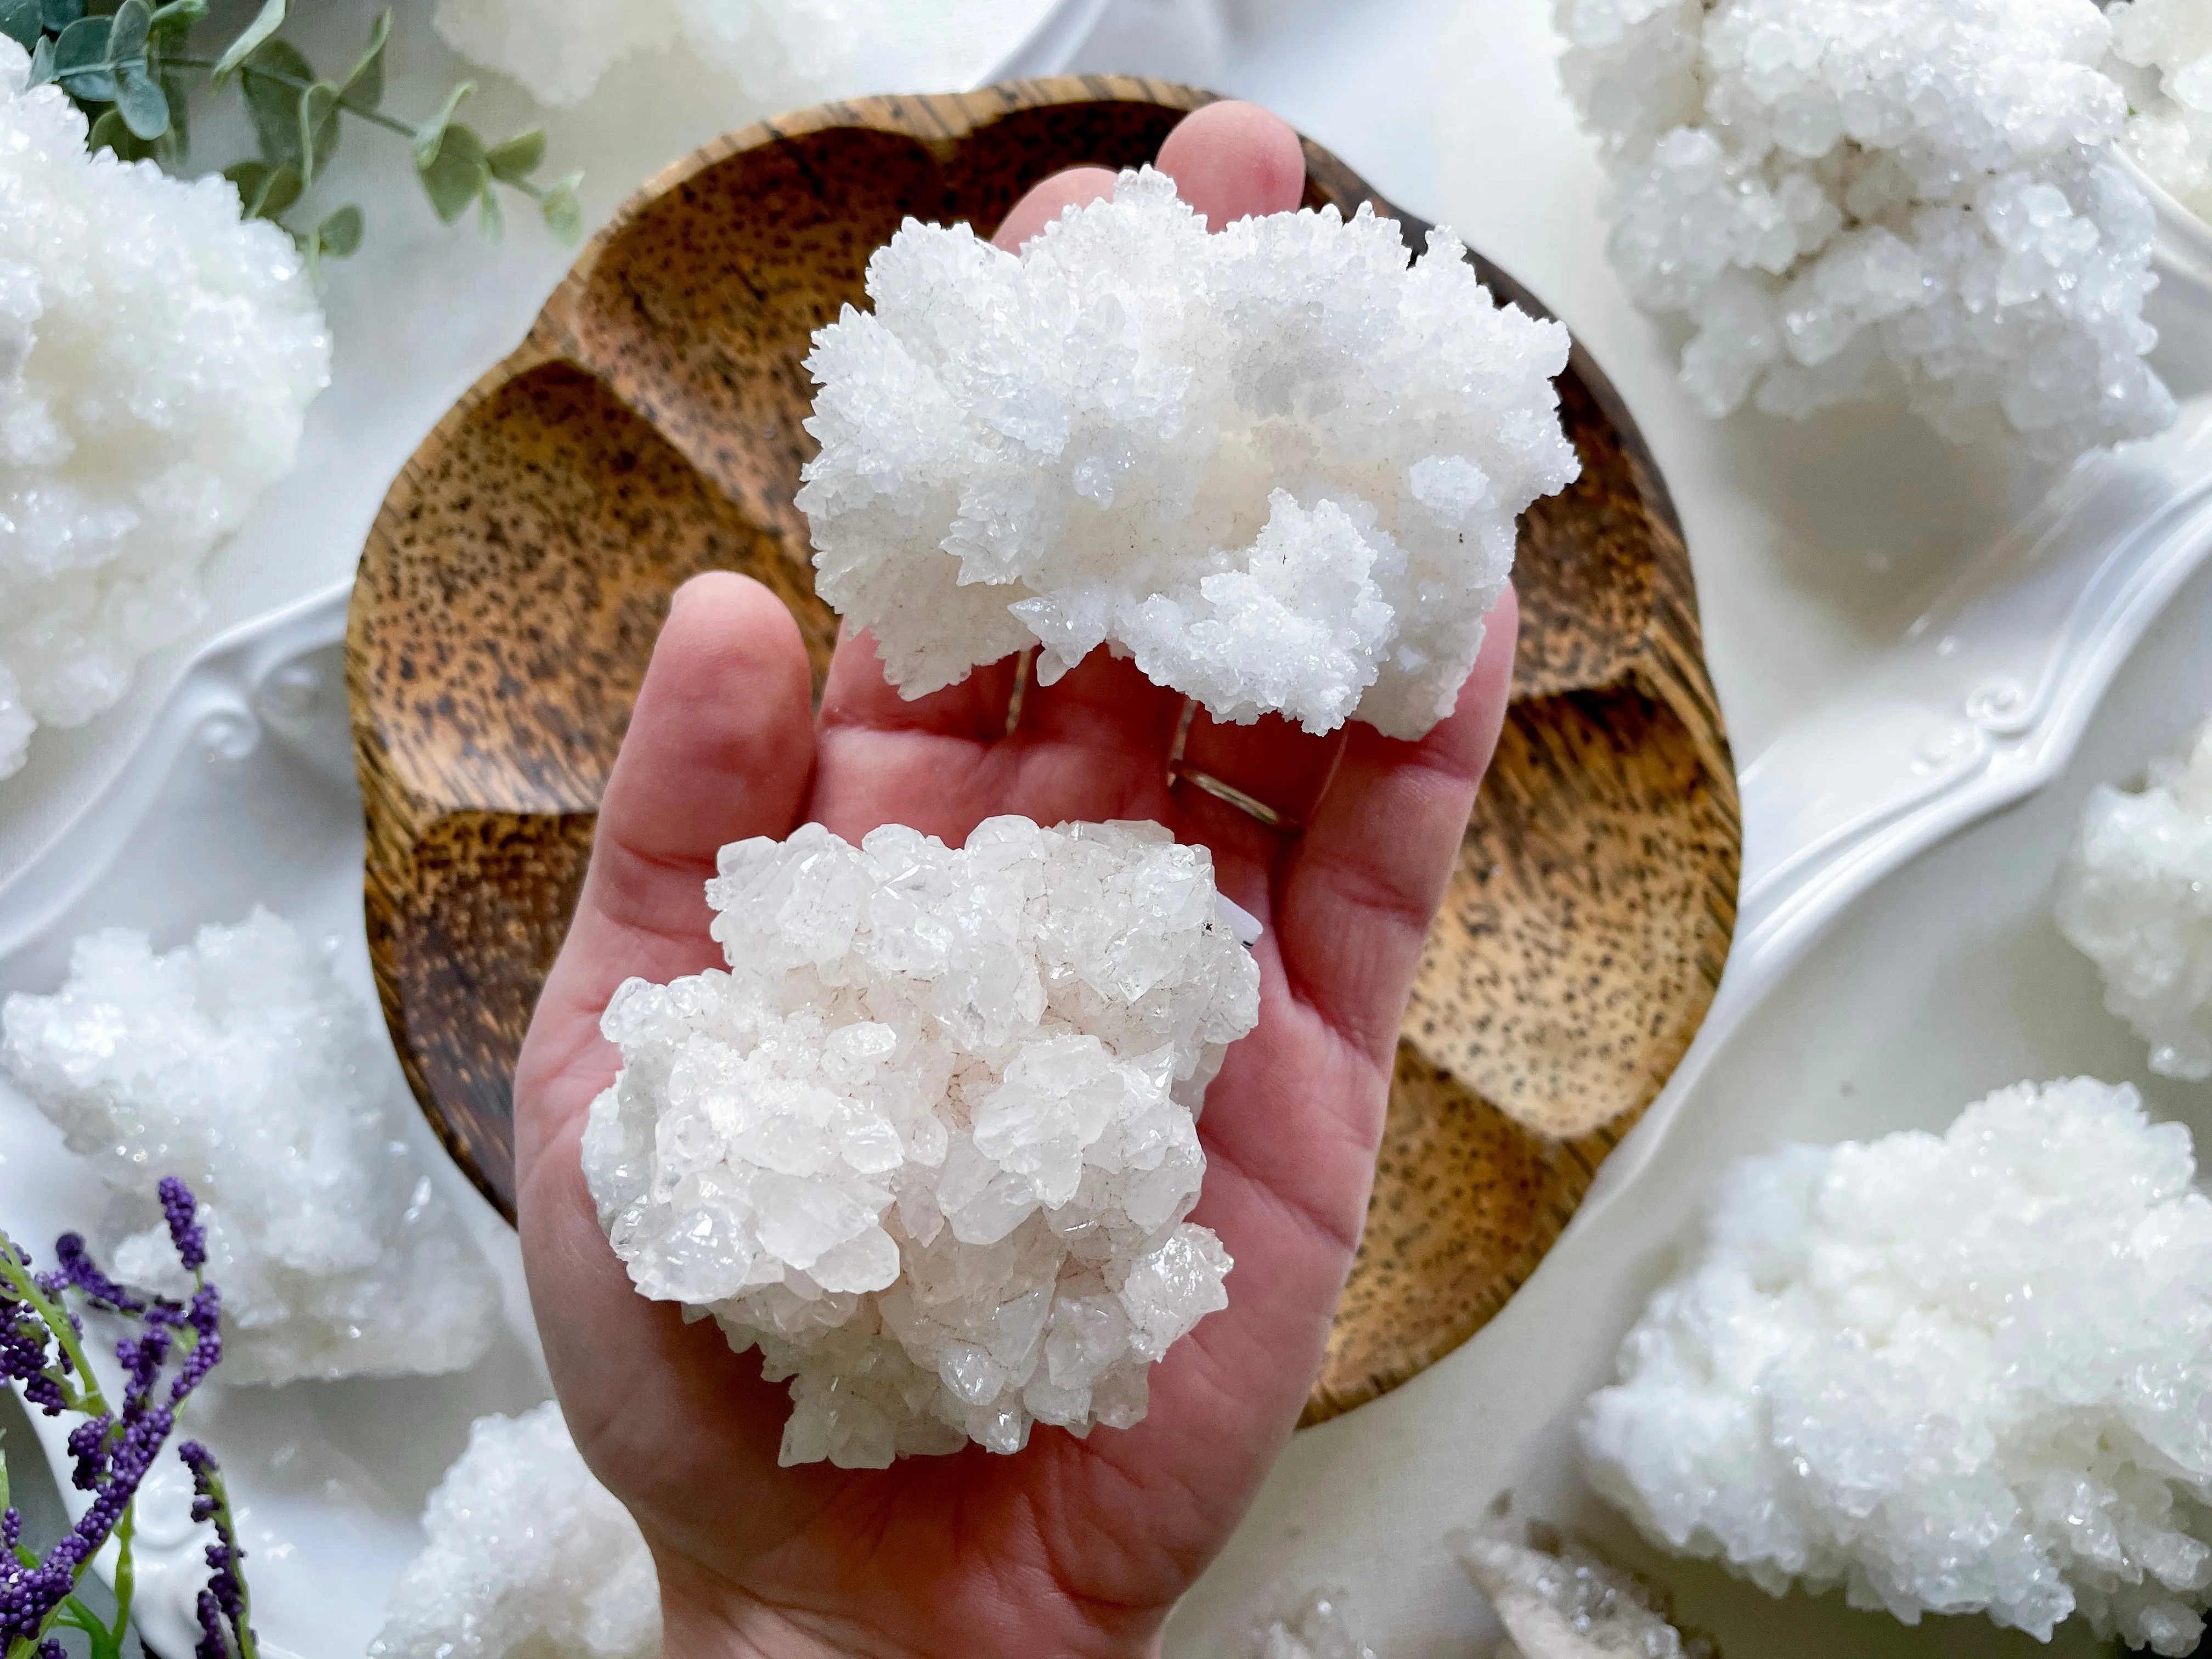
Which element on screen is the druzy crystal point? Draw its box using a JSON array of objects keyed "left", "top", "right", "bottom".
[
  {"left": 582, "top": 817, "right": 1262, "bottom": 1467},
  {"left": 796, "top": 166, "right": 1579, "bottom": 741}
]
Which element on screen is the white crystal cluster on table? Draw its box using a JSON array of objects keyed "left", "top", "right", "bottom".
[
  {"left": 1581, "top": 1076, "right": 2212, "bottom": 1655},
  {"left": 370, "top": 1402, "right": 659, "bottom": 1659},
  {"left": 2106, "top": 0, "right": 2212, "bottom": 219},
  {"left": 583, "top": 816, "right": 1261, "bottom": 1468},
  {"left": 2056, "top": 716, "right": 2212, "bottom": 1080},
  {"left": 0, "top": 41, "right": 329, "bottom": 781},
  {"left": 1554, "top": 0, "right": 2175, "bottom": 461},
  {"left": 1, "top": 909, "right": 499, "bottom": 1385},
  {"left": 798, "top": 166, "right": 1578, "bottom": 740},
  {"left": 1452, "top": 1523, "right": 1711, "bottom": 1659},
  {"left": 1248, "top": 1590, "right": 1377, "bottom": 1659},
  {"left": 432, "top": 0, "right": 884, "bottom": 108}
]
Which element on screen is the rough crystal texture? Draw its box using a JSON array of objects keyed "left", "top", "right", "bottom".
[
  {"left": 1248, "top": 1590, "right": 1378, "bottom": 1659},
  {"left": 582, "top": 817, "right": 1260, "bottom": 1467},
  {"left": 369, "top": 1402, "right": 659, "bottom": 1659},
  {"left": 431, "top": 0, "right": 883, "bottom": 106},
  {"left": 1452, "top": 1522, "right": 1713, "bottom": 1658},
  {"left": 0, "top": 909, "right": 498, "bottom": 1384},
  {"left": 2055, "top": 717, "right": 2212, "bottom": 1079},
  {"left": 2105, "top": 0, "right": 2212, "bottom": 220},
  {"left": 1580, "top": 1077, "right": 2212, "bottom": 1655},
  {"left": 797, "top": 166, "right": 1578, "bottom": 740},
  {"left": 0, "top": 41, "right": 329, "bottom": 781},
  {"left": 1554, "top": 0, "right": 2176, "bottom": 460}
]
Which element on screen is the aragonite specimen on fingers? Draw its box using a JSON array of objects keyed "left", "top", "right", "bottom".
[
  {"left": 581, "top": 817, "right": 1262, "bottom": 1468},
  {"left": 796, "top": 166, "right": 1579, "bottom": 741}
]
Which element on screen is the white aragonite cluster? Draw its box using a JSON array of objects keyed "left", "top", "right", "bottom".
[
  {"left": 1452, "top": 1523, "right": 1713, "bottom": 1658},
  {"left": 1554, "top": 0, "right": 2176, "bottom": 461},
  {"left": 370, "top": 1402, "right": 659, "bottom": 1659},
  {"left": 797, "top": 166, "right": 1578, "bottom": 741},
  {"left": 1581, "top": 1077, "right": 2212, "bottom": 1655},
  {"left": 2105, "top": 1, "right": 2212, "bottom": 219},
  {"left": 0, "top": 41, "right": 329, "bottom": 782},
  {"left": 1248, "top": 1591, "right": 1378, "bottom": 1659},
  {"left": 2055, "top": 717, "right": 2212, "bottom": 1080},
  {"left": 0, "top": 909, "right": 499, "bottom": 1385},
  {"left": 432, "top": 0, "right": 883, "bottom": 108},
  {"left": 582, "top": 816, "right": 1261, "bottom": 1468}
]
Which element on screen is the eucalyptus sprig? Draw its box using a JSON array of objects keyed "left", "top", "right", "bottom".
[{"left": 7, "top": 0, "right": 582, "bottom": 284}]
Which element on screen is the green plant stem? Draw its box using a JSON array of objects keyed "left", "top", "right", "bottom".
[
  {"left": 162, "top": 53, "right": 562, "bottom": 206},
  {"left": 163, "top": 52, "right": 411, "bottom": 137},
  {"left": 0, "top": 1243, "right": 108, "bottom": 1422}
]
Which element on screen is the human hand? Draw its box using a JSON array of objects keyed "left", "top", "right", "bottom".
[{"left": 513, "top": 99, "right": 1519, "bottom": 1659}]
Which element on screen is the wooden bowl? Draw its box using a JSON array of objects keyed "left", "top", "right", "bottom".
[{"left": 347, "top": 75, "right": 1740, "bottom": 1426}]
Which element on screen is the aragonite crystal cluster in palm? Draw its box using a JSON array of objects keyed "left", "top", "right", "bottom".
[
  {"left": 581, "top": 817, "right": 1261, "bottom": 1468},
  {"left": 796, "top": 166, "right": 1579, "bottom": 740}
]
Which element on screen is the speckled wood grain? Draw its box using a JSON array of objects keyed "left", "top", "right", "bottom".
[{"left": 346, "top": 74, "right": 1740, "bottom": 1426}]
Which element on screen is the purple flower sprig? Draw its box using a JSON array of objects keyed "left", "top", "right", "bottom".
[{"left": 0, "top": 1178, "right": 253, "bottom": 1659}]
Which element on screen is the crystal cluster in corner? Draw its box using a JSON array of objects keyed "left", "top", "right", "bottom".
[
  {"left": 581, "top": 817, "right": 1262, "bottom": 1467},
  {"left": 1554, "top": 0, "right": 2175, "bottom": 461},
  {"left": 797, "top": 166, "right": 1578, "bottom": 741},
  {"left": 0, "top": 909, "right": 499, "bottom": 1385}
]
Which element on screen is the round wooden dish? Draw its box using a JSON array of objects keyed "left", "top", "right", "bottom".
[{"left": 347, "top": 75, "right": 1740, "bottom": 1426}]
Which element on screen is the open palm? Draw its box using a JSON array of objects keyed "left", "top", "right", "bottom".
[{"left": 513, "top": 103, "right": 1519, "bottom": 1659}]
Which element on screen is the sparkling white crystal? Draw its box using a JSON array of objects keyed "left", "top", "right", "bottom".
[
  {"left": 0, "top": 40, "right": 329, "bottom": 781},
  {"left": 2104, "top": 0, "right": 2212, "bottom": 221},
  {"left": 797, "top": 166, "right": 1578, "bottom": 740},
  {"left": 1581, "top": 1076, "right": 2212, "bottom": 1654},
  {"left": 582, "top": 817, "right": 1260, "bottom": 1467},
  {"left": 1, "top": 908, "right": 498, "bottom": 1384},
  {"left": 431, "top": 0, "right": 884, "bottom": 108},
  {"left": 1554, "top": 0, "right": 2176, "bottom": 460},
  {"left": 369, "top": 1401, "right": 659, "bottom": 1659},
  {"left": 2055, "top": 715, "right": 2212, "bottom": 1080},
  {"left": 1452, "top": 1521, "right": 1713, "bottom": 1658},
  {"left": 1248, "top": 1590, "right": 1378, "bottom": 1659}
]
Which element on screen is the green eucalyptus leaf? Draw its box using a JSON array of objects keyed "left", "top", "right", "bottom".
[
  {"left": 240, "top": 37, "right": 311, "bottom": 170},
  {"left": 146, "top": 0, "right": 205, "bottom": 40},
  {"left": 315, "top": 204, "right": 362, "bottom": 258},
  {"left": 223, "top": 157, "right": 301, "bottom": 221},
  {"left": 105, "top": 0, "right": 149, "bottom": 65},
  {"left": 112, "top": 61, "right": 165, "bottom": 138},
  {"left": 338, "top": 10, "right": 386, "bottom": 110},
  {"left": 87, "top": 105, "right": 155, "bottom": 159},
  {"left": 415, "top": 118, "right": 486, "bottom": 223},
  {"left": 477, "top": 184, "right": 504, "bottom": 244},
  {"left": 299, "top": 77, "right": 338, "bottom": 182},
  {"left": 210, "top": 0, "right": 283, "bottom": 80},
  {"left": 25, "top": 31, "right": 52, "bottom": 84},
  {"left": 539, "top": 172, "right": 583, "bottom": 244},
  {"left": 156, "top": 62, "right": 188, "bottom": 159},
  {"left": 0, "top": 0, "right": 41, "bottom": 52},
  {"left": 53, "top": 16, "right": 115, "bottom": 99},
  {"left": 38, "top": 0, "right": 80, "bottom": 31},
  {"left": 483, "top": 127, "right": 544, "bottom": 185},
  {"left": 410, "top": 79, "right": 471, "bottom": 168}
]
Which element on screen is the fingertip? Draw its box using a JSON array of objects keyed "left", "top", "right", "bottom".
[
  {"left": 1156, "top": 100, "right": 1306, "bottom": 231},
  {"left": 993, "top": 164, "right": 1119, "bottom": 252}
]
